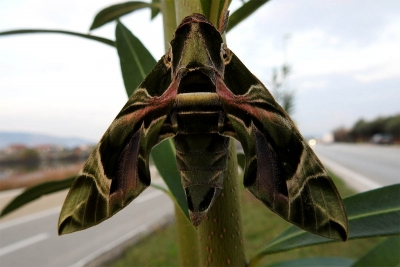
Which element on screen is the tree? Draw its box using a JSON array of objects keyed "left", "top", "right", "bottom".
[
  {"left": 333, "top": 126, "right": 351, "bottom": 142},
  {"left": 270, "top": 63, "right": 295, "bottom": 116}
]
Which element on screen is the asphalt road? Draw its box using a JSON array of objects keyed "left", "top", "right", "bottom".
[
  {"left": 313, "top": 143, "right": 400, "bottom": 192},
  {"left": 0, "top": 180, "right": 174, "bottom": 267},
  {"left": 1, "top": 143, "right": 398, "bottom": 266}
]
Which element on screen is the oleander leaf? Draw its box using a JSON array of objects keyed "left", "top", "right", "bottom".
[
  {"left": 152, "top": 140, "right": 189, "bottom": 221},
  {"left": 227, "top": 0, "right": 270, "bottom": 32},
  {"left": 0, "top": 29, "right": 115, "bottom": 47},
  {"left": 90, "top": 1, "right": 160, "bottom": 30},
  {"left": 266, "top": 257, "right": 355, "bottom": 267},
  {"left": 350, "top": 235, "right": 400, "bottom": 266},
  {"left": 0, "top": 176, "right": 75, "bottom": 217},
  {"left": 249, "top": 184, "right": 400, "bottom": 265},
  {"left": 151, "top": 0, "right": 160, "bottom": 19},
  {"left": 115, "top": 21, "right": 157, "bottom": 96}
]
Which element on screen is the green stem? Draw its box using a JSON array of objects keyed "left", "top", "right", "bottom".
[
  {"left": 198, "top": 140, "right": 247, "bottom": 266},
  {"left": 209, "top": 0, "right": 221, "bottom": 26},
  {"left": 161, "top": 0, "right": 177, "bottom": 50},
  {"left": 174, "top": 0, "right": 204, "bottom": 22},
  {"left": 175, "top": 204, "right": 200, "bottom": 266}
]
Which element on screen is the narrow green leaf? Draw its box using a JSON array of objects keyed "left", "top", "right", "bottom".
[
  {"left": 0, "top": 176, "right": 75, "bottom": 217},
  {"left": 204, "top": 0, "right": 232, "bottom": 27},
  {"left": 351, "top": 236, "right": 400, "bottom": 267},
  {"left": 208, "top": 0, "right": 221, "bottom": 25},
  {"left": 226, "top": 0, "right": 270, "bottom": 32},
  {"left": 150, "top": 183, "right": 171, "bottom": 197},
  {"left": 237, "top": 150, "right": 245, "bottom": 170},
  {"left": 151, "top": 0, "right": 161, "bottom": 19},
  {"left": 266, "top": 257, "right": 355, "bottom": 267},
  {"left": 151, "top": 140, "right": 190, "bottom": 221},
  {"left": 250, "top": 184, "right": 400, "bottom": 261},
  {"left": 0, "top": 29, "right": 115, "bottom": 47},
  {"left": 90, "top": 1, "right": 160, "bottom": 31},
  {"left": 115, "top": 21, "right": 157, "bottom": 96},
  {"left": 200, "top": 0, "right": 212, "bottom": 19}
]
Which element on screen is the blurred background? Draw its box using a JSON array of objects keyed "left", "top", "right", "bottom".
[
  {"left": 1, "top": 0, "right": 398, "bottom": 188},
  {"left": 0, "top": 0, "right": 399, "bottom": 266},
  {"left": 1, "top": 0, "right": 399, "bottom": 142}
]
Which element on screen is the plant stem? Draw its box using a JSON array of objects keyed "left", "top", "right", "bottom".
[
  {"left": 174, "top": 0, "right": 204, "bottom": 21},
  {"left": 197, "top": 139, "right": 246, "bottom": 266},
  {"left": 163, "top": 1, "right": 247, "bottom": 266},
  {"left": 161, "top": 0, "right": 177, "bottom": 50},
  {"left": 175, "top": 204, "right": 200, "bottom": 266},
  {"left": 209, "top": 0, "right": 221, "bottom": 26}
]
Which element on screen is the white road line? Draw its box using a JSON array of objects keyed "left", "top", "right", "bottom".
[
  {"left": 69, "top": 189, "right": 165, "bottom": 267},
  {"left": 317, "top": 154, "right": 382, "bottom": 192},
  {"left": 0, "top": 206, "right": 61, "bottom": 230},
  {"left": 69, "top": 224, "right": 150, "bottom": 267},
  {"left": 0, "top": 232, "right": 50, "bottom": 257},
  {"left": 0, "top": 189, "right": 163, "bottom": 231},
  {"left": 135, "top": 190, "right": 164, "bottom": 204}
]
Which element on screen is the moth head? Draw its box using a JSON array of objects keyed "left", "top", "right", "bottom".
[
  {"left": 169, "top": 14, "right": 227, "bottom": 81},
  {"left": 164, "top": 47, "right": 172, "bottom": 68},
  {"left": 220, "top": 43, "right": 232, "bottom": 65}
]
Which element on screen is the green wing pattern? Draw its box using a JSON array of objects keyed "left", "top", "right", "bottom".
[
  {"left": 217, "top": 53, "right": 348, "bottom": 240},
  {"left": 58, "top": 58, "right": 176, "bottom": 235}
]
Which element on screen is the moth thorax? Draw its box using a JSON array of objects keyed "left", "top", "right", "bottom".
[{"left": 178, "top": 71, "right": 216, "bottom": 94}]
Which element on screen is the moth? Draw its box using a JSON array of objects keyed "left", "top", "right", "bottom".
[{"left": 58, "top": 14, "right": 348, "bottom": 240}]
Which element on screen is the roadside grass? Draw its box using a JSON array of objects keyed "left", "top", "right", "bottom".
[{"left": 110, "top": 170, "right": 381, "bottom": 266}]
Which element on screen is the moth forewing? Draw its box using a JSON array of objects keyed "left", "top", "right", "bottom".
[
  {"left": 216, "top": 54, "right": 348, "bottom": 240},
  {"left": 58, "top": 58, "right": 176, "bottom": 235}
]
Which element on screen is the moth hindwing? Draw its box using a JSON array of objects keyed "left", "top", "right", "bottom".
[{"left": 59, "top": 13, "right": 348, "bottom": 241}]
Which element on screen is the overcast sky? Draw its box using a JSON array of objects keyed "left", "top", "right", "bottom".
[{"left": 0, "top": 0, "right": 399, "bottom": 142}]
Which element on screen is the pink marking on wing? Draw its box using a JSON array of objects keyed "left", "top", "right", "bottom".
[
  {"left": 215, "top": 77, "right": 282, "bottom": 126},
  {"left": 216, "top": 77, "right": 261, "bottom": 118},
  {"left": 134, "top": 78, "right": 179, "bottom": 122}
]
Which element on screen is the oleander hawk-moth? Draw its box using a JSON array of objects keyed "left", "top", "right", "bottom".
[{"left": 58, "top": 14, "right": 348, "bottom": 240}]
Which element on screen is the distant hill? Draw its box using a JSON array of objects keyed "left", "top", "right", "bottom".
[{"left": 0, "top": 131, "right": 95, "bottom": 149}]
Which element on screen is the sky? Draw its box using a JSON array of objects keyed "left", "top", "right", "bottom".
[{"left": 0, "top": 0, "right": 399, "bottom": 142}]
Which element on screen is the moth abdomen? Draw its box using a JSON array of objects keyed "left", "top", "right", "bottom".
[
  {"left": 171, "top": 92, "right": 230, "bottom": 225},
  {"left": 174, "top": 133, "right": 229, "bottom": 226}
]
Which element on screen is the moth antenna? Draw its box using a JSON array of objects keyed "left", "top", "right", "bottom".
[{"left": 218, "top": 0, "right": 230, "bottom": 33}]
